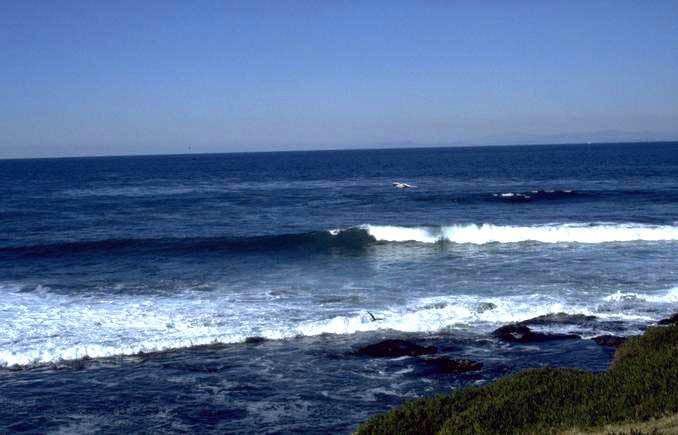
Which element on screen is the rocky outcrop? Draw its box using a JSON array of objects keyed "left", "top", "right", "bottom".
[
  {"left": 422, "top": 357, "right": 482, "bottom": 374},
  {"left": 476, "top": 302, "right": 497, "bottom": 313},
  {"left": 592, "top": 335, "right": 627, "bottom": 348},
  {"left": 492, "top": 324, "right": 580, "bottom": 343},
  {"left": 518, "top": 312, "right": 598, "bottom": 326},
  {"left": 357, "top": 339, "right": 437, "bottom": 358},
  {"left": 658, "top": 313, "right": 678, "bottom": 325}
]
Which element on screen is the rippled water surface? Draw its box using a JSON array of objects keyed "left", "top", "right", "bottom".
[{"left": 1, "top": 143, "right": 677, "bottom": 432}]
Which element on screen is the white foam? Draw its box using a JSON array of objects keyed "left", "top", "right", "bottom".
[
  {"left": 362, "top": 225, "right": 439, "bottom": 243},
  {"left": 0, "top": 288, "right": 257, "bottom": 367},
  {"left": 0, "top": 284, "right": 671, "bottom": 367},
  {"left": 362, "top": 223, "right": 678, "bottom": 244},
  {"left": 293, "top": 294, "right": 647, "bottom": 337},
  {"left": 603, "top": 287, "right": 678, "bottom": 303}
]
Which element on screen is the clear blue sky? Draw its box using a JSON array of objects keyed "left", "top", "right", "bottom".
[{"left": 1, "top": 1, "right": 677, "bottom": 158}]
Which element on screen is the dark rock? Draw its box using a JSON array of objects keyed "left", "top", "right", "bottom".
[
  {"left": 657, "top": 313, "right": 678, "bottom": 325},
  {"left": 244, "top": 336, "right": 267, "bottom": 344},
  {"left": 49, "top": 356, "right": 91, "bottom": 371},
  {"left": 423, "top": 357, "right": 483, "bottom": 374},
  {"left": 422, "top": 302, "right": 448, "bottom": 310},
  {"left": 518, "top": 312, "right": 598, "bottom": 326},
  {"left": 357, "top": 339, "right": 437, "bottom": 358},
  {"left": 477, "top": 302, "right": 497, "bottom": 313},
  {"left": 592, "top": 335, "right": 627, "bottom": 348},
  {"left": 492, "top": 324, "right": 580, "bottom": 343}
]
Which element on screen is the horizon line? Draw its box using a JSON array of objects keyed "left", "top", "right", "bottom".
[{"left": 1, "top": 139, "right": 677, "bottom": 162}]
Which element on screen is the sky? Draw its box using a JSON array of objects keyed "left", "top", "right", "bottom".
[{"left": 1, "top": 1, "right": 677, "bottom": 158}]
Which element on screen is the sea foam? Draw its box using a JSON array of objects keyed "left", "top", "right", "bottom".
[
  {"left": 0, "top": 283, "right": 672, "bottom": 367},
  {"left": 603, "top": 286, "right": 678, "bottom": 303},
  {"left": 362, "top": 223, "right": 678, "bottom": 244}
]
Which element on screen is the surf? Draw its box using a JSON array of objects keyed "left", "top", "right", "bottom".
[
  {"left": 4, "top": 222, "right": 678, "bottom": 261},
  {"left": 363, "top": 223, "right": 678, "bottom": 244},
  {"left": 1, "top": 283, "right": 676, "bottom": 368}
]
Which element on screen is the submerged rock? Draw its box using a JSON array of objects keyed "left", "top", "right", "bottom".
[
  {"left": 476, "top": 302, "right": 497, "bottom": 313},
  {"left": 518, "top": 312, "right": 598, "bottom": 326},
  {"left": 357, "top": 339, "right": 437, "bottom": 358},
  {"left": 423, "top": 357, "right": 483, "bottom": 374},
  {"left": 48, "top": 355, "right": 92, "bottom": 371},
  {"left": 657, "top": 313, "right": 678, "bottom": 325},
  {"left": 592, "top": 335, "right": 627, "bottom": 348},
  {"left": 492, "top": 324, "right": 580, "bottom": 343}
]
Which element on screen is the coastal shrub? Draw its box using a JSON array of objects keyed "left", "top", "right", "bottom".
[{"left": 356, "top": 324, "right": 678, "bottom": 435}]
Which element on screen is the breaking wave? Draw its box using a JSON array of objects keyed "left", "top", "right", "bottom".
[
  {"left": 413, "top": 188, "right": 678, "bottom": 205},
  {"left": 363, "top": 223, "right": 678, "bottom": 244},
  {"left": 603, "top": 287, "right": 678, "bottom": 304},
  {"left": 491, "top": 190, "right": 582, "bottom": 202},
  {"left": 0, "top": 283, "right": 675, "bottom": 367},
  {"left": 4, "top": 223, "right": 678, "bottom": 259}
]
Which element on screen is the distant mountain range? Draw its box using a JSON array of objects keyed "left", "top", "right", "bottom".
[
  {"left": 472, "top": 129, "right": 678, "bottom": 146},
  {"left": 376, "top": 130, "right": 678, "bottom": 149}
]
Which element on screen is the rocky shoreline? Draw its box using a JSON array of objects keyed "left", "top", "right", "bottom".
[
  {"left": 0, "top": 312, "right": 670, "bottom": 433},
  {"left": 351, "top": 311, "right": 650, "bottom": 381},
  {"left": 356, "top": 313, "right": 678, "bottom": 434}
]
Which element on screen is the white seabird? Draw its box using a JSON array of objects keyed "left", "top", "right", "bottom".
[{"left": 392, "top": 182, "right": 415, "bottom": 189}]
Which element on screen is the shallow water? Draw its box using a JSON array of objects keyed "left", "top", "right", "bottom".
[{"left": 0, "top": 332, "right": 617, "bottom": 433}]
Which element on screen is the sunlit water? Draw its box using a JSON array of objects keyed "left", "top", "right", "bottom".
[{"left": 1, "top": 143, "right": 677, "bottom": 432}]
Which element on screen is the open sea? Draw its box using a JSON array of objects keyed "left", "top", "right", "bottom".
[{"left": 1, "top": 142, "right": 677, "bottom": 433}]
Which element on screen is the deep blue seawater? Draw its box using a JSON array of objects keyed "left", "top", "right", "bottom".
[{"left": 1, "top": 143, "right": 677, "bottom": 433}]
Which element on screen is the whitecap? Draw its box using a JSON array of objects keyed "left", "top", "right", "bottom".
[{"left": 361, "top": 223, "right": 678, "bottom": 244}]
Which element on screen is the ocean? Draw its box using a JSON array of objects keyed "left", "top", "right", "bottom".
[{"left": 1, "top": 142, "right": 677, "bottom": 433}]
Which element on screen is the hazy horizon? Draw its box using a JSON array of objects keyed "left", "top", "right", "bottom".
[
  {"left": 2, "top": 139, "right": 677, "bottom": 161},
  {"left": 2, "top": 1, "right": 677, "bottom": 159}
]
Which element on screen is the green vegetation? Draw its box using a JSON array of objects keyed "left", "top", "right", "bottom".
[
  {"left": 356, "top": 325, "right": 678, "bottom": 435},
  {"left": 561, "top": 413, "right": 678, "bottom": 434}
]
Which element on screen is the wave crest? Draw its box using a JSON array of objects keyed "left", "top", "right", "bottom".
[
  {"left": 491, "top": 190, "right": 581, "bottom": 202},
  {"left": 3, "top": 223, "right": 678, "bottom": 260},
  {"left": 364, "top": 223, "right": 678, "bottom": 244},
  {"left": 1, "top": 284, "right": 674, "bottom": 368}
]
